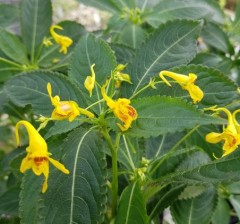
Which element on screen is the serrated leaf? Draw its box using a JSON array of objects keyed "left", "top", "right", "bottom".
[
  {"left": 178, "top": 185, "right": 207, "bottom": 200},
  {"left": 21, "top": 0, "right": 52, "bottom": 59},
  {"left": 126, "top": 96, "right": 224, "bottom": 138},
  {"left": 76, "top": 0, "right": 120, "bottom": 13},
  {"left": 0, "top": 28, "right": 28, "bottom": 64},
  {"left": 201, "top": 22, "right": 234, "bottom": 54},
  {"left": 126, "top": 20, "right": 201, "bottom": 96},
  {"left": 19, "top": 171, "right": 44, "bottom": 224},
  {"left": 40, "top": 128, "right": 107, "bottom": 224},
  {"left": 171, "top": 65, "right": 239, "bottom": 107},
  {"left": 143, "top": 65, "right": 238, "bottom": 107},
  {"left": 115, "top": 181, "right": 148, "bottom": 224},
  {"left": 4, "top": 71, "right": 86, "bottom": 116},
  {"left": 190, "top": 52, "right": 232, "bottom": 73},
  {"left": 150, "top": 151, "right": 240, "bottom": 186},
  {"left": 68, "top": 34, "right": 116, "bottom": 113},
  {"left": 145, "top": 0, "right": 224, "bottom": 27},
  {"left": 171, "top": 187, "right": 217, "bottom": 224}
]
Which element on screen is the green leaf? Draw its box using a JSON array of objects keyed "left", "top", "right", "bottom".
[
  {"left": 148, "top": 184, "right": 185, "bottom": 221},
  {"left": 170, "top": 65, "right": 239, "bottom": 107},
  {"left": 145, "top": 0, "right": 224, "bottom": 28},
  {"left": 126, "top": 96, "right": 224, "bottom": 138},
  {"left": 0, "top": 187, "right": 20, "bottom": 216},
  {"left": 0, "top": 28, "right": 28, "bottom": 64},
  {"left": 201, "top": 22, "right": 234, "bottom": 54},
  {"left": 0, "top": 3, "right": 19, "bottom": 31},
  {"left": 19, "top": 171, "right": 44, "bottom": 224},
  {"left": 4, "top": 71, "right": 86, "bottom": 116},
  {"left": 40, "top": 128, "right": 107, "bottom": 223},
  {"left": 190, "top": 52, "right": 232, "bottom": 73},
  {"left": 115, "top": 181, "right": 148, "bottom": 224},
  {"left": 171, "top": 187, "right": 217, "bottom": 224},
  {"left": 21, "top": 0, "right": 52, "bottom": 60},
  {"left": 126, "top": 20, "right": 202, "bottom": 96},
  {"left": 44, "top": 120, "right": 80, "bottom": 139},
  {"left": 68, "top": 34, "right": 117, "bottom": 113},
  {"left": 76, "top": 0, "right": 120, "bottom": 13},
  {"left": 150, "top": 151, "right": 240, "bottom": 185},
  {"left": 211, "top": 197, "right": 230, "bottom": 224},
  {"left": 114, "top": 23, "right": 146, "bottom": 49}
]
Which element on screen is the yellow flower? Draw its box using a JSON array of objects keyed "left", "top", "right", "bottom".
[
  {"left": 47, "top": 82, "right": 94, "bottom": 121},
  {"left": 16, "top": 120, "right": 69, "bottom": 193},
  {"left": 113, "top": 64, "right": 132, "bottom": 88},
  {"left": 101, "top": 80, "right": 138, "bottom": 131},
  {"left": 205, "top": 107, "right": 240, "bottom": 157},
  {"left": 50, "top": 25, "right": 73, "bottom": 54},
  {"left": 159, "top": 71, "right": 204, "bottom": 104},
  {"left": 84, "top": 64, "right": 96, "bottom": 96}
]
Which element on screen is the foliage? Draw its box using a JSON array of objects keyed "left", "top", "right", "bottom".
[{"left": 1, "top": 0, "right": 240, "bottom": 223}]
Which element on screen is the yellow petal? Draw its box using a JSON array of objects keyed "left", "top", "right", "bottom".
[
  {"left": 48, "top": 157, "right": 70, "bottom": 174},
  {"left": 41, "top": 162, "right": 49, "bottom": 193},
  {"left": 205, "top": 132, "right": 224, "bottom": 143},
  {"left": 20, "top": 156, "right": 33, "bottom": 173},
  {"left": 16, "top": 121, "right": 48, "bottom": 154},
  {"left": 186, "top": 83, "right": 204, "bottom": 104},
  {"left": 84, "top": 64, "right": 96, "bottom": 96},
  {"left": 101, "top": 80, "right": 115, "bottom": 109}
]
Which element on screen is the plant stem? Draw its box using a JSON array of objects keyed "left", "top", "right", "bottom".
[{"left": 101, "top": 129, "right": 121, "bottom": 218}]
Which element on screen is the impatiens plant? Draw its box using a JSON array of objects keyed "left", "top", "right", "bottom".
[{"left": 2, "top": 0, "right": 240, "bottom": 224}]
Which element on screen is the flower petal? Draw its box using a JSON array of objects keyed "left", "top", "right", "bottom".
[{"left": 48, "top": 157, "right": 70, "bottom": 174}]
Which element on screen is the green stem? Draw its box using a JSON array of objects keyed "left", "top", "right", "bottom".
[
  {"left": 150, "top": 125, "right": 199, "bottom": 175},
  {"left": 101, "top": 129, "right": 121, "bottom": 218},
  {"left": 85, "top": 99, "right": 105, "bottom": 110}
]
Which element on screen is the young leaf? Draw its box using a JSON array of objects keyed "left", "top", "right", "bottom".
[
  {"left": 21, "top": 0, "right": 52, "bottom": 60},
  {"left": 0, "top": 28, "right": 28, "bottom": 65},
  {"left": 115, "top": 181, "right": 148, "bottom": 224},
  {"left": 40, "top": 128, "right": 107, "bottom": 224},
  {"left": 126, "top": 20, "right": 202, "bottom": 96},
  {"left": 171, "top": 187, "right": 217, "bottom": 224},
  {"left": 4, "top": 71, "right": 86, "bottom": 116},
  {"left": 126, "top": 96, "right": 225, "bottom": 138},
  {"left": 145, "top": 0, "right": 224, "bottom": 27},
  {"left": 114, "top": 23, "right": 146, "bottom": 49}
]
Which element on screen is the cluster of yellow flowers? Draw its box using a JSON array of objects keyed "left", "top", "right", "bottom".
[{"left": 16, "top": 26, "right": 240, "bottom": 192}]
